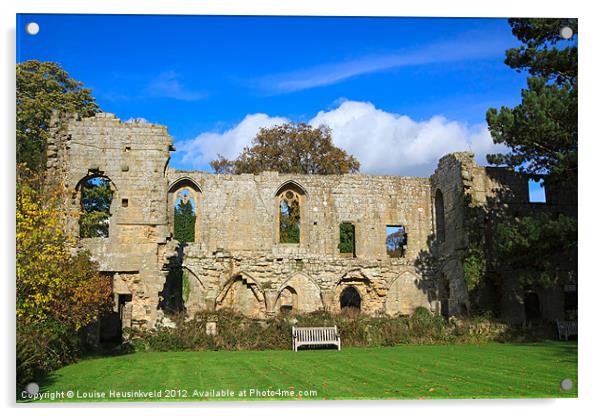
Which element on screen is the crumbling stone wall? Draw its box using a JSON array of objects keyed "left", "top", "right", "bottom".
[
  {"left": 432, "top": 152, "right": 577, "bottom": 323},
  {"left": 47, "top": 113, "right": 575, "bottom": 331}
]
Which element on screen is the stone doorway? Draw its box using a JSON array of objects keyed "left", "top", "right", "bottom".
[{"left": 340, "top": 286, "right": 361, "bottom": 311}]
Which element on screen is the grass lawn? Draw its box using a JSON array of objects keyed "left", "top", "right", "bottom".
[{"left": 26, "top": 342, "right": 577, "bottom": 402}]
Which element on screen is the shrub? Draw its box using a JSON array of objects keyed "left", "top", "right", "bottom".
[
  {"left": 127, "top": 308, "right": 524, "bottom": 353},
  {"left": 17, "top": 319, "right": 80, "bottom": 387}
]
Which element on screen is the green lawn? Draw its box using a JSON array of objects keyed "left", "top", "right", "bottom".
[{"left": 26, "top": 342, "right": 577, "bottom": 402}]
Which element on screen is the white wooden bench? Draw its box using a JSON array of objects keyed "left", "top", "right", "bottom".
[
  {"left": 556, "top": 320, "right": 577, "bottom": 340},
  {"left": 292, "top": 326, "right": 341, "bottom": 351}
]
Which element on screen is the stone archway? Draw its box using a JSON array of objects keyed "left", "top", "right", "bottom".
[
  {"left": 275, "top": 272, "right": 323, "bottom": 314},
  {"left": 385, "top": 272, "right": 430, "bottom": 315},
  {"left": 276, "top": 286, "right": 298, "bottom": 314},
  {"left": 340, "top": 286, "right": 361, "bottom": 311},
  {"left": 215, "top": 273, "right": 266, "bottom": 319}
]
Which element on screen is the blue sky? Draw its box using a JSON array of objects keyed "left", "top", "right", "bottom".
[{"left": 17, "top": 14, "right": 538, "bottom": 188}]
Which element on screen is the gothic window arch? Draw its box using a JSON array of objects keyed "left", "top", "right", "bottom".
[
  {"left": 168, "top": 177, "right": 202, "bottom": 243},
  {"left": 275, "top": 182, "right": 306, "bottom": 244}
]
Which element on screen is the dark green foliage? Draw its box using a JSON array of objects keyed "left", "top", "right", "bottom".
[
  {"left": 505, "top": 18, "right": 577, "bottom": 84},
  {"left": 279, "top": 199, "right": 300, "bottom": 243},
  {"left": 486, "top": 18, "right": 577, "bottom": 187},
  {"left": 486, "top": 77, "right": 577, "bottom": 185},
  {"left": 17, "top": 318, "right": 80, "bottom": 388},
  {"left": 79, "top": 177, "right": 113, "bottom": 238},
  {"left": 338, "top": 223, "right": 355, "bottom": 254},
  {"left": 17, "top": 60, "right": 99, "bottom": 172},
  {"left": 174, "top": 199, "right": 196, "bottom": 243},
  {"left": 462, "top": 213, "right": 488, "bottom": 292},
  {"left": 126, "top": 308, "right": 545, "bottom": 354},
  {"left": 483, "top": 19, "right": 578, "bottom": 291},
  {"left": 494, "top": 213, "right": 577, "bottom": 288}
]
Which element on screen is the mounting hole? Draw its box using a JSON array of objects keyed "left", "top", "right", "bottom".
[
  {"left": 25, "top": 22, "right": 40, "bottom": 36},
  {"left": 560, "top": 378, "right": 573, "bottom": 391},
  {"left": 560, "top": 26, "right": 573, "bottom": 40}
]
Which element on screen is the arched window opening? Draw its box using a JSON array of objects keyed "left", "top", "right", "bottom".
[
  {"left": 435, "top": 189, "right": 445, "bottom": 242},
  {"left": 79, "top": 176, "right": 114, "bottom": 238},
  {"left": 279, "top": 190, "right": 301, "bottom": 243},
  {"left": 340, "top": 286, "right": 361, "bottom": 311},
  {"left": 174, "top": 189, "right": 196, "bottom": 243},
  {"left": 386, "top": 225, "right": 407, "bottom": 258},
  {"left": 168, "top": 178, "right": 201, "bottom": 243},
  {"left": 278, "top": 286, "right": 298, "bottom": 314}
]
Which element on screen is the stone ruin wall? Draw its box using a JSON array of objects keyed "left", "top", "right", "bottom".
[
  {"left": 166, "top": 170, "right": 436, "bottom": 320},
  {"left": 46, "top": 112, "right": 574, "bottom": 330}
]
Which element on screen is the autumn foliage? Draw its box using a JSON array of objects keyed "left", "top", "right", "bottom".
[
  {"left": 17, "top": 169, "right": 113, "bottom": 328},
  {"left": 211, "top": 122, "right": 360, "bottom": 175},
  {"left": 16, "top": 167, "right": 113, "bottom": 385}
]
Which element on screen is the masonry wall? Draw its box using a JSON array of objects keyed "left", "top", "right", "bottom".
[
  {"left": 48, "top": 113, "right": 174, "bottom": 328},
  {"left": 441, "top": 153, "right": 577, "bottom": 323},
  {"left": 165, "top": 170, "right": 436, "bottom": 318},
  {"left": 47, "top": 113, "right": 576, "bottom": 331}
]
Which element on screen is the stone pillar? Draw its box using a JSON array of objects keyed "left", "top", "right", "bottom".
[
  {"left": 204, "top": 296, "right": 216, "bottom": 312},
  {"left": 320, "top": 289, "right": 336, "bottom": 312}
]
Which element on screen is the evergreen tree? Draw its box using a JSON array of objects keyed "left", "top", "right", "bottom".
[
  {"left": 174, "top": 199, "right": 196, "bottom": 243},
  {"left": 339, "top": 223, "right": 355, "bottom": 254},
  {"left": 484, "top": 19, "right": 578, "bottom": 289},
  {"left": 486, "top": 18, "right": 577, "bottom": 188}
]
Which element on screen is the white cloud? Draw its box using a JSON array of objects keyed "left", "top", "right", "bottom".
[
  {"left": 309, "top": 100, "right": 506, "bottom": 176},
  {"left": 255, "top": 35, "right": 509, "bottom": 94},
  {"left": 179, "top": 113, "right": 288, "bottom": 168},
  {"left": 177, "top": 100, "right": 507, "bottom": 176}
]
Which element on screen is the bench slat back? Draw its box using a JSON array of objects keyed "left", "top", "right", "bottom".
[{"left": 293, "top": 326, "right": 338, "bottom": 342}]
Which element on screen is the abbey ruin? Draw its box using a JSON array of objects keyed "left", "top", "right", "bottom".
[{"left": 47, "top": 113, "right": 577, "bottom": 339}]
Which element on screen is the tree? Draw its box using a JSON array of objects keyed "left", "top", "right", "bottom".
[
  {"left": 79, "top": 177, "right": 114, "bottom": 238},
  {"left": 486, "top": 18, "right": 577, "bottom": 188},
  {"left": 494, "top": 213, "right": 577, "bottom": 288},
  {"left": 279, "top": 199, "right": 300, "bottom": 243},
  {"left": 483, "top": 19, "right": 578, "bottom": 291},
  {"left": 17, "top": 167, "right": 113, "bottom": 385},
  {"left": 339, "top": 223, "right": 355, "bottom": 254},
  {"left": 17, "top": 60, "right": 99, "bottom": 172},
  {"left": 210, "top": 122, "right": 360, "bottom": 174},
  {"left": 16, "top": 168, "right": 113, "bottom": 329},
  {"left": 174, "top": 199, "right": 196, "bottom": 243}
]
